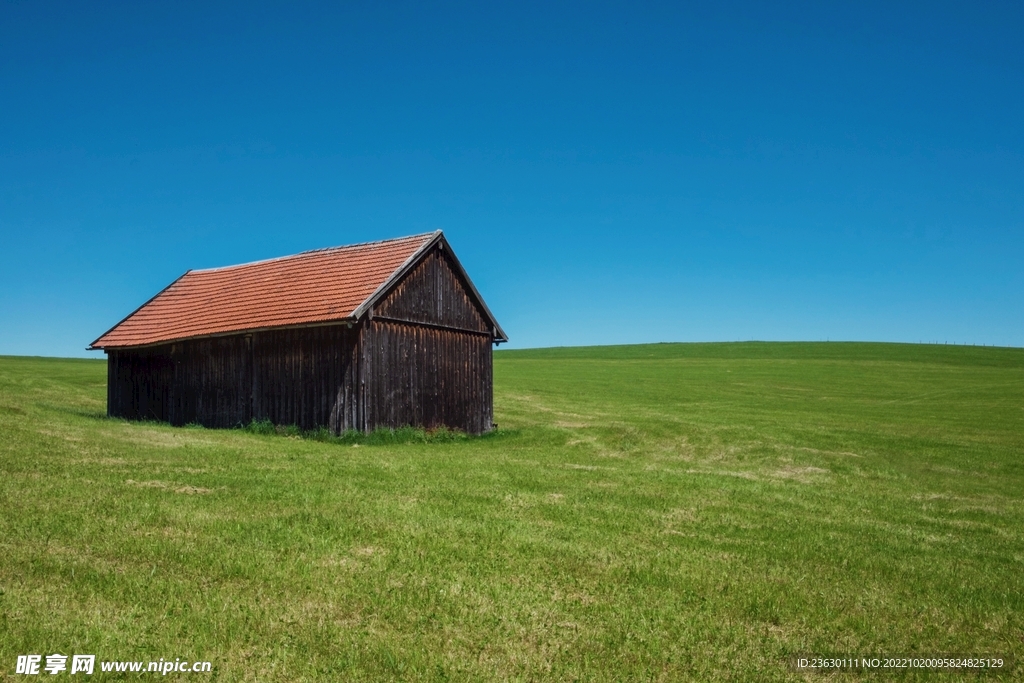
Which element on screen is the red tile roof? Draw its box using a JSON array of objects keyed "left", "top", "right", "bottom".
[{"left": 90, "top": 232, "right": 437, "bottom": 349}]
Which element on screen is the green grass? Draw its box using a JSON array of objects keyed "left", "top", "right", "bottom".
[{"left": 1, "top": 342, "right": 1023, "bottom": 681}]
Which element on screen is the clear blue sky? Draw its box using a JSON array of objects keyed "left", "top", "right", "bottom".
[{"left": 2, "top": 1, "right": 1022, "bottom": 357}]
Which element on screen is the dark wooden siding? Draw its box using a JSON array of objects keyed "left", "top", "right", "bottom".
[
  {"left": 361, "top": 320, "right": 493, "bottom": 435},
  {"left": 107, "top": 347, "right": 174, "bottom": 421},
  {"left": 108, "top": 325, "right": 360, "bottom": 431},
  {"left": 375, "top": 247, "right": 490, "bottom": 333},
  {"left": 166, "top": 336, "right": 252, "bottom": 427},
  {"left": 362, "top": 245, "right": 495, "bottom": 434},
  {"left": 251, "top": 325, "right": 360, "bottom": 432}
]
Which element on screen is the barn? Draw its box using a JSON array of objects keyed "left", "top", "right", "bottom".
[{"left": 88, "top": 231, "right": 507, "bottom": 435}]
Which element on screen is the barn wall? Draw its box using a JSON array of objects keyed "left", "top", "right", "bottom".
[
  {"left": 165, "top": 336, "right": 252, "bottom": 427},
  {"left": 107, "top": 347, "right": 174, "bottom": 421},
  {"left": 108, "top": 325, "right": 360, "bottom": 431},
  {"left": 363, "top": 244, "right": 495, "bottom": 434},
  {"left": 361, "top": 320, "right": 493, "bottom": 435},
  {"left": 251, "top": 325, "right": 360, "bottom": 432}
]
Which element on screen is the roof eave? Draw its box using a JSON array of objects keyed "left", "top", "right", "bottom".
[{"left": 89, "top": 316, "right": 361, "bottom": 351}]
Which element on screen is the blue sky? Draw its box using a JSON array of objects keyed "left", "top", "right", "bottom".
[{"left": 1, "top": 1, "right": 1022, "bottom": 357}]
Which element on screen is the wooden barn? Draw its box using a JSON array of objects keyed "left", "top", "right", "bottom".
[{"left": 89, "top": 232, "right": 507, "bottom": 435}]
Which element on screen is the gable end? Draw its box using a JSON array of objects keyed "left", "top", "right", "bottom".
[{"left": 374, "top": 245, "right": 491, "bottom": 333}]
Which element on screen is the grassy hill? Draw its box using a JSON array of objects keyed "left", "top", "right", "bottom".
[{"left": 1, "top": 343, "right": 1022, "bottom": 681}]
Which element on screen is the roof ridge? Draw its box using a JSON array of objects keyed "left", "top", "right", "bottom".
[{"left": 191, "top": 231, "right": 440, "bottom": 274}]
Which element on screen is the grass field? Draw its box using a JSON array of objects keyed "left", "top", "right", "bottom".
[{"left": 1, "top": 342, "right": 1023, "bottom": 681}]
